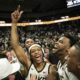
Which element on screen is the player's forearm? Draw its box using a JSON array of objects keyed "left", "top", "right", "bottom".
[{"left": 11, "top": 22, "right": 19, "bottom": 47}]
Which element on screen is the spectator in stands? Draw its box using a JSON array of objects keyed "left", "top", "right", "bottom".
[
  {"left": 25, "top": 38, "right": 34, "bottom": 52},
  {"left": 0, "top": 53, "right": 20, "bottom": 80}
]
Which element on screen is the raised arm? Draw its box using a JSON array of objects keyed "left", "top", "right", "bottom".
[{"left": 11, "top": 5, "right": 31, "bottom": 74}]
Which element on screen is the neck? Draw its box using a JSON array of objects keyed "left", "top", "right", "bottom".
[
  {"left": 58, "top": 50, "right": 67, "bottom": 65},
  {"left": 34, "top": 61, "right": 45, "bottom": 67},
  {"left": 34, "top": 61, "right": 45, "bottom": 71}
]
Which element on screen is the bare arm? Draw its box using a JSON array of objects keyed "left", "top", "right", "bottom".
[
  {"left": 11, "top": 5, "right": 31, "bottom": 75},
  {"left": 46, "top": 65, "right": 58, "bottom": 80}
]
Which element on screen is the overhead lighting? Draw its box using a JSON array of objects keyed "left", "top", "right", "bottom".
[
  {"left": 65, "top": 16, "right": 69, "bottom": 18},
  {"left": 61, "top": 16, "right": 69, "bottom": 19},
  {"left": 61, "top": 16, "right": 65, "bottom": 19},
  {"left": 0, "top": 21, "right": 6, "bottom": 24}
]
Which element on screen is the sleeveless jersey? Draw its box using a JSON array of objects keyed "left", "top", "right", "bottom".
[{"left": 26, "top": 63, "right": 50, "bottom": 80}]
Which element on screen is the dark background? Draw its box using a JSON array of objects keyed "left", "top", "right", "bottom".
[{"left": 0, "top": 0, "right": 80, "bottom": 22}]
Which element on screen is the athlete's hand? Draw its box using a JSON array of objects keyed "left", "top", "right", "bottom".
[{"left": 11, "top": 5, "right": 23, "bottom": 23}]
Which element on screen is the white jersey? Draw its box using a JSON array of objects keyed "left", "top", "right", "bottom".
[
  {"left": 57, "top": 61, "right": 79, "bottom": 80},
  {"left": 26, "top": 62, "right": 50, "bottom": 80}
]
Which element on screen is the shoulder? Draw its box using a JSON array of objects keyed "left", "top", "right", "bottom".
[
  {"left": 49, "top": 64, "right": 57, "bottom": 73},
  {"left": 49, "top": 64, "right": 58, "bottom": 79},
  {"left": 46, "top": 64, "right": 59, "bottom": 80}
]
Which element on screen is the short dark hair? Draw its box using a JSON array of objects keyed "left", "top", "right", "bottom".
[
  {"left": 63, "top": 33, "right": 78, "bottom": 47},
  {"left": 0, "top": 50, "right": 8, "bottom": 59},
  {"left": 0, "top": 54, "right": 7, "bottom": 58}
]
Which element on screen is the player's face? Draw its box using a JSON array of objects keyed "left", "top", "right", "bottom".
[
  {"left": 25, "top": 39, "right": 34, "bottom": 48},
  {"left": 30, "top": 46, "right": 43, "bottom": 64},
  {"left": 53, "top": 36, "right": 70, "bottom": 54}
]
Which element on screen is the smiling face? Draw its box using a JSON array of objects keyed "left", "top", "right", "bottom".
[
  {"left": 30, "top": 46, "right": 43, "bottom": 64},
  {"left": 53, "top": 36, "right": 71, "bottom": 54}
]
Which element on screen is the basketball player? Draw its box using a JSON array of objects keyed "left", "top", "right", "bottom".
[{"left": 11, "top": 5, "right": 58, "bottom": 80}]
